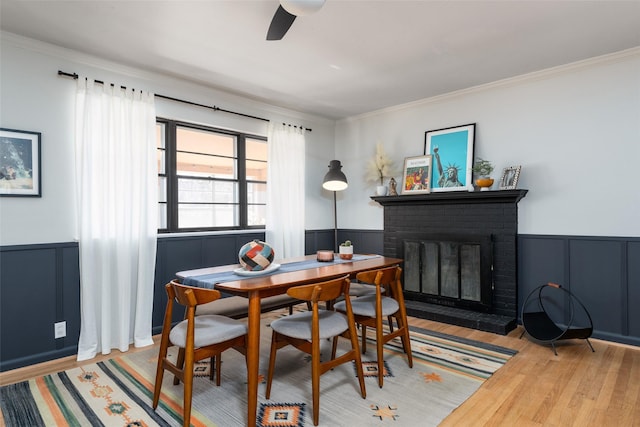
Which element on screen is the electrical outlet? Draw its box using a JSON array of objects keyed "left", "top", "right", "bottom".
[{"left": 54, "top": 321, "right": 66, "bottom": 339}]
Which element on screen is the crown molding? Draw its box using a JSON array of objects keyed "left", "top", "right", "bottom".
[{"left": 341, "top": 46, "right": 640, "bottom": 123}]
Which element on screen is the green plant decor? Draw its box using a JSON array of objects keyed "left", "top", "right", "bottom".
[
  {"left": 340, "top": 240, "right": 352, "bottom": 247},
  {"left": 471, "top": 158, "right": 495, "bottom": 178}
]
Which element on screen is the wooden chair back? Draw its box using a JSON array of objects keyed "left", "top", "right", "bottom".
[
  {"left": 170, "top": 280, "right": 222, "bottom": 308},
  {"left": 286, "top": 277, "right": 347, "bottom": 303},
  {"left": 355, "top": 265, "right": 402, "bottom": 297},
  {"left": 161, "top": 281, "right": 223, "bottom": 343}
]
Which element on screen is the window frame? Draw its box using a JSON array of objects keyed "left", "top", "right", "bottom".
[{"left": 157, "top": 118, "right": 267, "bottom": 233}]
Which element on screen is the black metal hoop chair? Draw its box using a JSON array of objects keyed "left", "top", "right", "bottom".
[{"left": 520, "top": 282, "right": 595, "bottom": 355}]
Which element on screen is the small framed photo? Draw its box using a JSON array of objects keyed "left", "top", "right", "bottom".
[
  {"left": 0, "top": 128, "right": 41, "bottom": 197},
  {"left": 401, "top": 155, "right": 432, "bottom": 194},
  {"left": 499, "top": 165, "right": 522, "bottom": 190},
  {"left": 424, "top": 123, "right": 475, "bottom": 192}
]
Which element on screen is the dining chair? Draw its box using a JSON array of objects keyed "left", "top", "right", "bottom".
[
  {"left": 153, "top": 280, "right": 248, "bottom": 427},
  {"left": 333, "top": 265, "right": 413, "bottom": 388},
  {"left": 265, "top": 275, "right": 366, "bottom": 426}
]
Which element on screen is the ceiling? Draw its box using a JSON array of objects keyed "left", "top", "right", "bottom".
[{"left": 1, "top": 1, "right": 639, "bottom": 120}]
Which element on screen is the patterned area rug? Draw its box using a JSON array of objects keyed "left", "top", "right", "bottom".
[{"left": 1, "top": 313, "right": 516, "bottom": 426}]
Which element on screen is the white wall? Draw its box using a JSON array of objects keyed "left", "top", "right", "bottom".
[
  {"left": 0, "top": 33, "right": 337, "bottom": 246},
  {"left": 2, "top": 34, "right": 639, "bottom": 246},
  {"left": 335, "top": 49, "right": 640, "bottom": 237}
]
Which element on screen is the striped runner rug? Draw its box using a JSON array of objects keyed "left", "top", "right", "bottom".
[{"left": 1, "top": 314, "right": 516, "bottom": 426}]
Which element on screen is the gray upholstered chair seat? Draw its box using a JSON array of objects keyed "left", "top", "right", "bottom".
[
  {"left": 334, "top": 294, "right": 399, "bottom": 318},
  {"left": 270, "top": 310, "right": 349, "bottom": 340},
  {"left": 348, "top": 282, "right": 377, "bottom": 297},
  {"left": 170, "top": 315, "right": 248, "bottom": 348}
]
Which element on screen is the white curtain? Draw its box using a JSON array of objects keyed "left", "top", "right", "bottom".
[
  {"left": 266, "top": 123, "right": 305, "bottom": 258},
  {"left": 74, "top": 78, "right": 158, "bottom": 361}
]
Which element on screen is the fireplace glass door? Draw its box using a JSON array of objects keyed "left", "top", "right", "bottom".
[{"left": 402, "top": 235, "right": 493, "bottom": 312}]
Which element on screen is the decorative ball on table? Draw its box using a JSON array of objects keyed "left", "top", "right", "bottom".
[{"left": 239, "top": 240, "right": 275, "bottom": 271}]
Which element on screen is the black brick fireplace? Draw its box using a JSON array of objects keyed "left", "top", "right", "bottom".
[{"left": 371, "top": 189, "right": 527, "bottom": 334}]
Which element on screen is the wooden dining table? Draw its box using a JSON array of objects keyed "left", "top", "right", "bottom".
[{"left": 176, "top": 254, "right": 403, "bottom": 427}]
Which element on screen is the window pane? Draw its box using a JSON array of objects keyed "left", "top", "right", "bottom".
[
  {"left": 246, "top": 138, "right": 267, "bottom": 161},
  {"left": 247, "top": 182, "right": 266, "bottom": 204},
  {"left": 157, "top": 119, "right": 267, "bottom": 232},
  {"left": 177, "top": 127, "right": 235, "bottom": 157},
  {"left": 178, "top": 203, "right": 238, "bottom": 228},
  {"left": 178, "top": 178, "right": 237, "bottom": 203},
  {"left": 156, "top": 123, "right": 165, "bottom": 149},
  {"left": 246, "top": 160, "right": 267, "bottom": 181},
  {"left": 158, "top": 202, "right": 167, "bottom": 229},
  {"left": 248, "top": 204, "right": 266, "bottom": 226},
  {"left": 158, "top": 176, "right": 167, "bottom": 202},
  {"left": 157, "top": 123, "right": 166, "bottom": 225},
  {"left": 157, "top": 150, "right": 165, "bottom": 174},
  {"left": 176, "top": 152, "right": 235, "bottom": 178},
  {"left": 156, "top": 123, "right": 165, "bottom": 173}
]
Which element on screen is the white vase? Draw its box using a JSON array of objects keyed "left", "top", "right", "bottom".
[
  {"left": 339, "top": 245, "right": 353, "bottom": 260},
  {"left": 376, "top": 185, "right": 388, "bottom": 196}
]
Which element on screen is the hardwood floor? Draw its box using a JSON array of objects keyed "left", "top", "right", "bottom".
[
  {"left": 409, "top": 317, "right": 640, "bottom": 427},
  {"left": 2, "top": 314, "right": 639, "bottom": 426},
  {"left": 0, "top": 336, "right": 163, "bottom": 387}
]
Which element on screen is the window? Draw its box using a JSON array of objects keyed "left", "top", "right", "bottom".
[{"left": 156, "top": 119, "right": 267, "bottom": 232}]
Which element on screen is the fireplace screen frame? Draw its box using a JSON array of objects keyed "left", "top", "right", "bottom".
[{"left": 398, "top": 233, "right": 494, "bottom": 313}]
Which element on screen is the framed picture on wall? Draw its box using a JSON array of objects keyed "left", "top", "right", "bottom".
[
  {"left": 401, "top": 155, "right": 432, "bottom": 194},
  {"left": 499, "top": 165, "right": 522, "bottom": 190},
  {"left": 423, "top": 123, "right": 475, "bottom": 192},
  {"left": 0, "top": 128, "right": 41, "bottom": 197}
]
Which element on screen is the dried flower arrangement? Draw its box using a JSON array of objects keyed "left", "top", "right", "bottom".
[{"left": 366, "top": 143, "right": 395, "bottom": 185}]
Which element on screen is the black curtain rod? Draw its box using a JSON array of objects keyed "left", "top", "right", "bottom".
[{"left": 57, "top": 70, "right": 311, "bottom": 132}]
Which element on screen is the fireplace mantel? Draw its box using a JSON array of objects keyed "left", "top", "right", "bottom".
[
  {"left": 371, "top": 189, "right": 528, "bottom": 206},
  {"left": 372, "top": 188, "right": 528, "bottom": 334}
]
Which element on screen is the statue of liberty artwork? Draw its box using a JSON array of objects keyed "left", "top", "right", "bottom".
[{"left": 424, "top": 124, "right": 476, "bottom": 192}]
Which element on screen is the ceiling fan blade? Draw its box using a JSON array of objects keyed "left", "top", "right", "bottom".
[{"left": 266, "top": 5, "right": 296, "bottom": 40}]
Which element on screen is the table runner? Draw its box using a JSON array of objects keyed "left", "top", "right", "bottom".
[{"left": 182, "top": 254, "right": 381, "bottom": 289}]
